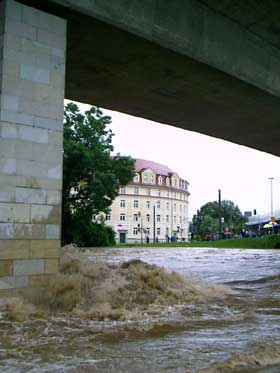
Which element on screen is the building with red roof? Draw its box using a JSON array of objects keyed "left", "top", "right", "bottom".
[{"left": 101, "top": 158, "right": 190, "bottom": 244}]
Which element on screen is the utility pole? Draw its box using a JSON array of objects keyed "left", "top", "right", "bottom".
[
  {"left": 268, "top": 177, "right": 275, "bottom": 219},
  {"left": 153, "top": 204, "right": 156, "bottom": 243},
  {"left": 218, "top": 189, "right": 222, "bottom": 239}
]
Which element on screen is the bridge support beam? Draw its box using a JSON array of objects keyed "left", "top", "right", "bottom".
[{"left": 0, "top": 0, "right": 66, "bottom": 296}]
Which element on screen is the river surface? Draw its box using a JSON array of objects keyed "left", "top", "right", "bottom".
[{"left": 0, "top": 247, "right": 280, "bottom": 372}]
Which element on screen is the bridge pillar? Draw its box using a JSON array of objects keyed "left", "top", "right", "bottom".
[{"left": 0, "top": 0, "right": 66, "bottom": 295}]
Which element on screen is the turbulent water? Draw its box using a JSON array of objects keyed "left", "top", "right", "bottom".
[{"left": 0, "top": 247, "right": 280, "bottom": 372}]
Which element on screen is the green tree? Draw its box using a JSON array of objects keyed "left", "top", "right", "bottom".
[
  {"left": 62, "top": 102, "right": 135, "bottom": 246},
  {"left": 193, "top": 200, "right": 245, "bottom": 239}
]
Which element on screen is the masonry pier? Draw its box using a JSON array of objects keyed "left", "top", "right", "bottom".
[{"left": 0, "top": 0, "right": 66, "bottom": 295}]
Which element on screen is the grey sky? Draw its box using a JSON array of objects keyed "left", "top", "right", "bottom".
[{"left": 72, "top": 101, "right": 280, "bottom": 218}]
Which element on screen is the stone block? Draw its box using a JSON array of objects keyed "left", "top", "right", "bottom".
[
  {"left": 30, "top": 239, "right": 60, "bottom": 258},
  {"left": 44, "top": 258, "right": 59, "bottom": 274},
  {"left": 4, "top": 33, "right": 21, "bottom": 51},
  {"left": 29, "top": 274, "right": 52, "bottom": 288},
  {"left": 0, "top": 187, "right": 15, "bottom": 202},
  {"left": 18, "top": 125, "right": 48, "bottom": 144},
  {"left": 30, "top": 205, "right": 52, "bottom": 223},
  {"left": 0, "top": 122, "right": 17, "bottom": 139},
  {"left": 2, "top": 94, "right": 18, "bottom": 111},
  {"left": 37, "top": 29, "right": 66, "bottom": 50},
  {"left": 0, "top": 110, "right": 34, "bottom": 126},
  {"left": 5, "top": 19, "right": 36, "bottom": 41},
  {"left": 13, "top": 259, "right": 44, "bottom": 275},
  {"left": 0, "top": 275, "right": 29, "bottom": 289},
  {"left": 2, "top": 59, "right": 20, "bottom": 80},
  {"left": 15, "top": 141, "right": 33, "bottom": 161},
  {"left": 0, "top": 240, "right": 30, "bottom": 260},
  {"left": 34, "top": 116, "right": 62, "bottom": 132},
  {"left": 16, "top": 187, "right": 47, "bottom": 204},
  {"left": 17, "top": 159, "right": 47, "bottom": 178},
  {"left": 48, "top": 131, "right": 63, "bottom": 146},
  {"left": 1, "top": 158, "right": 16, "bottom": 174},
  {"left": 6, "top": 0, "right": 22, "bottom": 23},
  {"left": 48, "top": 164, "right": 62, "bottom": 180},
  {"left": 0, "top": 223, "right": 14, "bottom": 239},
  {"left": 20, "top": 63, "right": 50, "bottom": 84},
  {"left": 45, "top": 224, "right": 60, "bottom": 239},
  {"left": 0, "top": 140, "right": 16, "bottom": 158},
  {"left": 0, "top": 202, "right": 31, "bottom": 223},
  {"left": 31, "top": 143, "right": 61, "bottom": 164},
  {"left": 46, "top": 190, "right": 60, "bottom": 205},
  {"left": 0, "top": 259, "right": 12, "bottom": 276}
]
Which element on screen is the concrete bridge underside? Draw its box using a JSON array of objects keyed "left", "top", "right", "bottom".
[
  {"left": 1, "top": 0, "right": 280, "bottom": 295},
  {"left": 20, "top": 0, "right": 280, "bottom": 156}
]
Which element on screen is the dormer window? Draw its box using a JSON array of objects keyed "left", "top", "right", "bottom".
[
  {"left": 166, "top": 177, "right": 170, "bottom": 186},
  {"left": 133, "top": 173, "right": 140, "bottom": 183},
  {"left": 158, "top": 176, "right": 162, "bottom": 185}
]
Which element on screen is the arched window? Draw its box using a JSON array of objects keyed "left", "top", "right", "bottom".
[
  {"left": 133, "top": 173, "right": 139, "bottom": 183},
  {"left": 158, "top": 176, "right": 162, "bottom": 185},
  {"left": 166, "top": 177, "right": 170, "bottom": 186}
]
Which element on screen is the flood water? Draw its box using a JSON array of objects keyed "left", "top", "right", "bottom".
[{"left": 1, "top": 247, "right": 280, "bottom": 372}]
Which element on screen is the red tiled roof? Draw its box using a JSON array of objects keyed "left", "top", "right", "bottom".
[{"left": 135, "top": 159, "right": 175, "bottom": 176}]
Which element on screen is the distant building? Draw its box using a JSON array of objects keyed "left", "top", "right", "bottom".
[{"left": 101, "top": 159, "right": 190, "bottom": 244}]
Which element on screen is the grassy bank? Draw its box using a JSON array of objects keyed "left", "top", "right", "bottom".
[{"left": 114, "top": 235, "right": 280, "bottom": 249}]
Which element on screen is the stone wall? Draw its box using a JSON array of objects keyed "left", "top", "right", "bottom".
[{"left": 0, "top": 0, "right": 66, "bottom": 294}]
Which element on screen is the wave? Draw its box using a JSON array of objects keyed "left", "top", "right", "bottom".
[{"left": 195, "top": 342, "right": 280, "bottom": 372}]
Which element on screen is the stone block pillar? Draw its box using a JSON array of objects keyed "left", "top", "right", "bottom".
[{"left": 0, "top": 0, "right": 66, "bottom": 294}]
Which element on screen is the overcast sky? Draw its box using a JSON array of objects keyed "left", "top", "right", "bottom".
[{"left": 71, "top": 101, "right": 280, "bottom": 218}]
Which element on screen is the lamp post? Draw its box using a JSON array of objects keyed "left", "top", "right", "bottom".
[
  {"left": 268, "top": 177, "right": 275, "bottom": 219},
  {"left": 218, "top": 189, "right": 222, "bottom": 239}
]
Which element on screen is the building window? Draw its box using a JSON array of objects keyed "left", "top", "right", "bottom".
[
  {"left": 157, "top": 214, "right": 161, "bottom": 222},
  {"left": 146, "top": 214, "right": 150, "bottom": 222},
  {"left": 174, "top": 203, "right": 176, "bottom": 211},
  {"left": 92, "top": 214, "right": 96, "bottom": 221},
  {"left": 119, "top": 187, "right": 126, "bottom": 194},
  {"left": 157, "top": 189, "right": 161, "bottom": 196},
  {"left": 174, "top": 215, "right": 176, "bottom": 223},
  {"left": 166, "top": 215, "right": 169, "bottom": 223},
  {"left": 133, "top": 173, "right": 139, "bottom": 183},
  {"left": 166, "top": 177, "right": 170, "bottom": 186},
  {"left": 133, "top": 227, "right": 138, "bottom": 235},
  {"left": 105, "top": 214, "right": 111, "bottom": 221},
  {"left": 146, "top": 227, "right": 150, "bottom": 235},
  {"left": 174, "top": 192, "right": 177, "bottom": 199},
  {"left": 157, "top": 200, "right": 160, "bottom": 209},
  {"left": 143, "top": 174, "right": 148, "bottom": 183},
  {"left": 120, "top": 199, "right": 125, "bottom": 208},
  {"left": 134, "top": 200, "right": 139, "bottom": 208},
  {"left": 146, "top": 201, "right": 151, "bottom": 209},
  {"left": 157, "top": 227, "right": 161, "bottom": 235},
  {"left": 120, "top": 213, "right": 125, "bottom": 221},
  {"left": 166, "top": 202, "right": 169, "bottom": 210},
  {"left": 146, "top": 188, "right": 151, "bottom": 195},
  {"left": 158, "top": 176, "right": 162, "bottom": 185},
  {"left": 134, "top": 213, "right": 139, "bottom": 222},
  {"left": 150, "top": 175, "right": 154, "bottom": 183},
  {"left": 134, "top": 186, "right": 139, "bottom": 194}
]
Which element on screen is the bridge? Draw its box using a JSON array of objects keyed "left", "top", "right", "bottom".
[{"left": 0, "top": 0, "right": 280, "bottom": 294}]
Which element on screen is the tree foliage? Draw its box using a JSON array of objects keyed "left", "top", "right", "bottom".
[
  {"left": 62, "top": 102, "right": 135, "bottom": 246},
  {"left": 193, "top": 200, "right": 245, "bottom": 239}
]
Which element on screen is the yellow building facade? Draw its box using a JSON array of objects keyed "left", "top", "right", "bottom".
[{"left": 104, "top": 159, "right": 190, "bottom": 244}]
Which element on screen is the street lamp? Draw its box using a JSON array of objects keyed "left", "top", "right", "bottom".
[{"left": 268, "top": 177, "right": 275, "bottom": 219}]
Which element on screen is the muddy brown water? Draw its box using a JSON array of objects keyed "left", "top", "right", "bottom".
[{"left": 0, "top": 247, "right": 280, "bottom": 372}]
